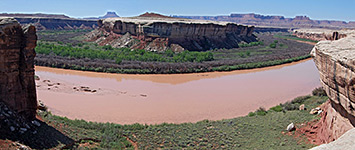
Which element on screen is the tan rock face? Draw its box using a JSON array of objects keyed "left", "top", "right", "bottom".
[
  {"left": 311, "top": 33, "right": 355, "bottom": 143},
  {"left": 293, "top": 29, "right": 355, "bottom": 41},
  {"left": 87, "top": 17, "right": 256, "bottom": 51},
  {"left": 0, "top": 18, "right": 37, "bottom": 120},
  {"left": 311, "top": 34, "right": 355, "bottom": 117}
]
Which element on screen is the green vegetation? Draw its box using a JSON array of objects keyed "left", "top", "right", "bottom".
[
  {"left": 268, "top": 40, "right": 286, "bottom": 48},
  {"left": 238, "top": 41, "right": 264, "bottom": 48},
  {"left": 38, "top": 29, "right": 92, "bottom": 35},
  {"left": 39, "top": 88, "right": 328, "bottom": 149},
  {"left": 273, "top": 34, "right": 319, "bottom": 43},
  {"left": 255, "top": 107, "right": 267, "bottom": 116},
  {"left": 212, "top": 55, "right": 311, "bottom": 72},
  {"left": 35, "top": 42, "right": 214, "bottom": 63},
  {"left": 269, "top": 105, "right": 283, "bottom": 112},
  {"left": 269, "top": 43, "right": 277, "bottom": 48}
]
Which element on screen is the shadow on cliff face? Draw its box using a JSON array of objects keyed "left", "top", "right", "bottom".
[
  {"left": 330, "top": 101, "right": 355, "bottom": 127},
  {"left": 0, "top": 102, "right": 74, "bottom": 149}
]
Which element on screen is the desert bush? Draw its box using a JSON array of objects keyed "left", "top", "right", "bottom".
[
  {"left": 256, "top": 107, "right": 267, "bottom": 116},
  {"left": 281, "top": 102, "right": 299, "bottom": 111},
  {"left": 291, "top": 95, "right": 311, "bottom": 104},
  {"left": 269, "top": 105, "right": 283, "bottom": 112},
  {"left": 248, "top": 112, "right": 256, "bottom": 117}
]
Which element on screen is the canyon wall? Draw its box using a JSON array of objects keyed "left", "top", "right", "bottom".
[
  {"left": 87, "top": 17, "right": 256, "bottom": 51},
  {"left": 311, "top": 32, "right": 355, "bottom": 142},
  {"left": 0, "top": 13, "right": 97, "bottom": 30},
  {"left": 175, "top": 13, "right": 355, "bottom": 29},
  {"left": 15, "top": 18, "right": 97, "bottom": 30},
  {"left": 0, "top": 17, "right": 37, "bottom": 119},
  {"left": 293, "top": 29, "right": 355, "bottom": 41}
]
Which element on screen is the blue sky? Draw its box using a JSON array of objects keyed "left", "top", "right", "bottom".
[{"left": 1, "top": 0, "right": 354, "bottom": 21}]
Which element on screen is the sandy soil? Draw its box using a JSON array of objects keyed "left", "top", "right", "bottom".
[{"left": 35, "top": 59, "right": 321, "bottom": 124}]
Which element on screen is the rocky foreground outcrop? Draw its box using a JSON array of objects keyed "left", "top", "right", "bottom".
[
  {"left": 311, "top": 32, "right": 355, "bottom": 144},
  {"left": 311, "top": 128, "right": 355, "bottom": 150},
  {"left": 86, "top": 16, "right": 256, "bottom": 51},
  {"left": 0, "top": 17, "right": 37, "bottom": 119}
]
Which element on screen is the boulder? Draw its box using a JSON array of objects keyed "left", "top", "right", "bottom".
[
  {"left": 299, "top": 104, "right": 305, "bottom": 110},
  {"left": 286, "top": 123, "right": 295, "bottom": 132},
  {"left": 310, "top": 107, "right": 321, "bottom": 115}
]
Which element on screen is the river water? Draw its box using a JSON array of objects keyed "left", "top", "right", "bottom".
[{"left": 35, "top": 59, "right": 321, "bottom": 124}]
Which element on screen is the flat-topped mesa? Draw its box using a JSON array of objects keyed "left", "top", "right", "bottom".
[
  {"left": 88, "top": 16, "right": 256, "bottom": 51},
  {"left": 311, "top": 32, "right": 355, "bottom": 142},
  {"left": 0, "top": 17, "right": 37, "bottom": 120}
]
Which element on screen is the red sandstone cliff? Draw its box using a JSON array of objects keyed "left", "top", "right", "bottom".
[
  {"left": 0, "top": 17, "right": 37, "bottom": 119},
  {"left": 87, "top": 17, "right": 256, "bottom": 51}
]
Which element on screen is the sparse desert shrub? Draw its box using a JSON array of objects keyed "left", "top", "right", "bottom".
[
  {"left": 291, "top": 95, "right": 311, "bottom": 104},
  {"left": 248, "top": 112, "right": 256, "bottom": 117},
  {"left": 281, "top": 102, "right": 299, "bottom": 111},
  {"left": 246, "top": 51, "right": 251, "bottom": 56},
  {"left": 312, "top": 87, "right": 327, "bottom": 97},
  {"left": 269, "top": 43, "right": 276, "bottom": 48},
  {"left": 256, "top": 107, "right": 267, "bottom": 116},
  {"left": 269, "top": 105, "right": 283, "bottom": 112}
]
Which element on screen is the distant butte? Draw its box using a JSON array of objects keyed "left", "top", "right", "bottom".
[
  {"left": 138, "top": 12, "right": 173, "bottom": 18},
  {"left": 99, "top": 12, "right": 119, "bottom": 19}
]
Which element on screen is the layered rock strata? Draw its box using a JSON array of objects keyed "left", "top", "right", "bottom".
[
  {"left": 311, "top": 33, "right": 355, "bottom": 143},
  {"left": 294, "top": 29, "right": 355, "bottom": 41},
  {"left": 15, "top": 18, "right": 97, "bottom": 30},
  {"left": 87, "top": 17, "right": 256, "bottom": 51},
  {"left": 0, "top": 17, "right": 37, "bottom": 119}
]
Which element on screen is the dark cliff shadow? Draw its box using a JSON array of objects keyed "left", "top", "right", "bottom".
[
  {"left": 330, "top": 101, "right": 355, "bottom": 127},
  {"left": 0, "top": 118, "right": 74, "bottom": 149}
]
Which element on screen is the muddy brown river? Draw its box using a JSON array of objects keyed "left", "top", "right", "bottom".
[{"left": 35, "top": 59, "right": 321, "bottom": 124}]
